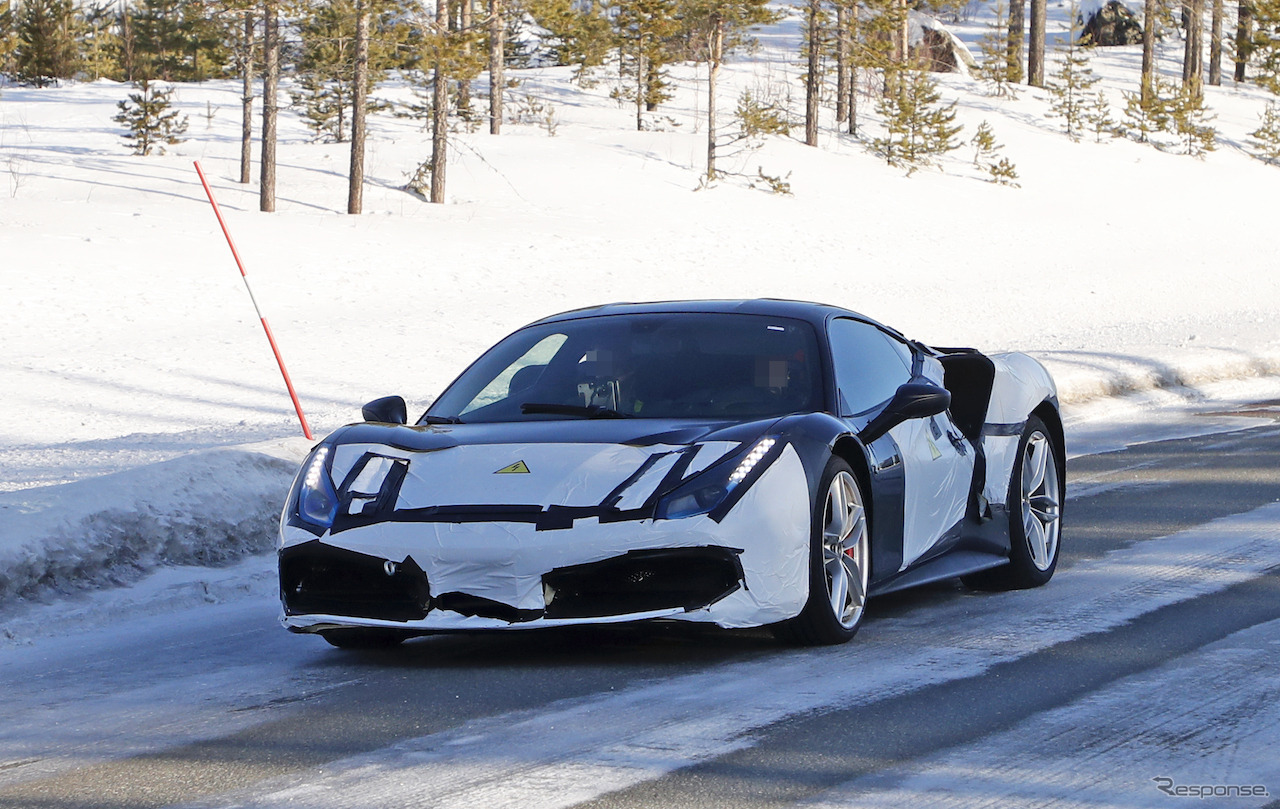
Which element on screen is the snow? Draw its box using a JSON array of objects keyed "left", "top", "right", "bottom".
[{"left": 1, "top": 0, "right": 1278, "bottom": 616}]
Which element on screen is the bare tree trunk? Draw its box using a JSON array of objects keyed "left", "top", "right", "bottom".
[
  {"left": 1209, "top": 0, "right": 1224, "bottom": 82},
  {"left": 1183, "top": 0, "right": 1204, "bottom": 89},
  {"left": 240, "top": 11, "right": 253, "bottom": 184},
  {"left": 804, "top": 0, "right": 820, "bottom": 146},
  {"left": 260, "top": 3, "right": 277, "bottom": 213},
  {"left": 1141, "top": 0, "right": 1156, "bottom": 101},
  {"left": 836, "top": 4, "right": 848, "bottom": 123},
  {"left": 488, "top": 0, "right": 502, "bottom": 134},
  {"left": 1028, "top": 0, "right": 1046, "bottom": 86},
  {"left": 636, "top": 37, "right": 645, "bottom": 130},
  {"left": 848, "top": 7, "right": 859, "bottom": 134},
  {"left": 348, "top": 0, "right": 369, "bottom": 215},
  {"left": 848, "top": 68, "right": 857, "bottom": 133},
  {"left": 430, "top": 0, "right": 449, "bottom": 204},
  {"left": 120, "top": 4, "right": 136, "bottom": 82},
  {"left": 459, "top": 0, "right": 472, "bottom": 119},
  {"left": 895, "top": 0, "right": 909, "bottom": 62},
  {"left": 706, "top": 15, "right": 722, "bottom": 179},
  {"left": 1234, "top": 0, "right": 1251, "bottom": 81},
  {"left": 1007, "top": 0, "right": 1025, "bottom": 82}
]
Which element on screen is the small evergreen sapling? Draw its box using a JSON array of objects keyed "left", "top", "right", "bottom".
[
  {"left": 971, "top": 119, "right": 999, "bottom": 166},
  {"left": 1170, "top": 79, "right": 1216, "bottom": 157},
  {"left": 114, "top": 79, "right": 188, "bottom": 155},
  {"left": 1044, "top": 12, "right": 1099, "bottom": 141},
  {"left": 1084, "top": 88, "right": 1116, "bottom": 142},
  {"left": 1247, "top": 101, "right": 1280, "bottom": 165},
  {"left": 872, "top": 68, "right": 963, "bottom": 173},
  {"left": 1121, "top": 77, "right": 1174, "bottom": 142},
  {"left": 988, "top": 157, "right": 1020, "bottom": 186},
  {"left": 971, "top": 120, "right": 1019, "bottom": 186},
  {"left": 976, "top": 1, "right": 1019, "bottom": 97}
]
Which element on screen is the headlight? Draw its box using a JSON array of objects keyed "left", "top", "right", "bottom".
[
  {"left": 296, "top": 446, "right": 339, "bottom": 530},
  {"left": 656, "top": 437, "right": 780, "bottom": 520}
]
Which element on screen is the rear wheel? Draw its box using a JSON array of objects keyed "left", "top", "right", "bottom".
[
  {"left": 777, "top": 457, "right": 870, "bottom": 645},
  {"left": 964, "top": 414, "right": 1062, "bottom": 590},
  {"left": 320, "top": 628, "right": 407, "bottom": 649}
]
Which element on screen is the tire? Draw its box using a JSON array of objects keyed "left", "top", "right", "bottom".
[
  {"left": 320, "top": 628, "right": 407, "bottom": 649},
  {"left": 964, "top": 414, "right": 1063, "bottom": 591},
  {"left": 776, "top": 457, "right": 871, "bottom": 646}
]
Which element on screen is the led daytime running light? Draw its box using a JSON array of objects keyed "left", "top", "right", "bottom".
[
  {"left": 304, "top": 446, "right": 330, "bottom": 488},
  {"left": 729, "top": 438, "right": 776, "bottom": 486}
]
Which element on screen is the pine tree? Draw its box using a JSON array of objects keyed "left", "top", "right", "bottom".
[
  {"left": 293, "top": 71, "right": 344, "bottom": 140},
  {"left": 801, "top": 0, "right": 824, "bottom": 146},
  {"left": 988, "top": 156, "right": 1020, "bottom": 185},
  {"left": 1122, "top": 75, "right": 1174, "bottom": 141},
  {"left": 1249, "top": 0, "right": 1280, "bottom": 94},
  {"left": 1170, "top": 78, "right": 1216, "bottom": 155},
  {"left": 260, "top": 1, "right": 280, "bottom": 212},
  {"left": 488, "top": 0, "right": 504, "bottom": 134},
  {"left": 976, "top": 1, "right": 1019, "bottom": 97},
  {"left": 970, "top": 119, "right": 1019, "bottom": 185},
  {"left": 1234, "top": 0, "right": 1253, "bottom": 82},
  {"left": 1007, "top": 0, "right": 1025, "bottom": 83},
  {"left": 79, "top": 1, "right": 120, "bottom": 80},
  {"left": 114, "top": 79, "right": 188, "bottom": 155},
  {"left": 131, "top": 0, "right": 229, "bottom": 81},
  {"left": 872, "top": 67, "right": 962, "bottom": 172},
  {"left": 523, "top": 0, "right": 613, "bottom": 82},
  {"left": 1084, "top": 88, "right": 1116, "bottom": 141},
  {"left": 1044, "top": 9, "right": 1098, "bottom": 140},
  {"left": 405, "top": 0, "right": 484, "bottom": 202},
  {"left": 1028, "top": 0, "right": 1046, "bottom": 85},
  {"left": 15, "top": 0, "right": 80, "bottom": 86},
  {"left": 614, "top": 0, "right": 678, "bottom": 130},
  {"left": 848, "top": 0, "right": 907, "bottom": 135},
  {"left": 971, "top": 119, "right": 1000, "bottom": 165},
  {"left": 0, "top": 0, "right": 19, "bottom": 78},
  {"left": 1247, "top": 100, "right": 1280, "bottom": 163},
  {"left": 682, "top": 0, "right": 777, "bottom": 178}
]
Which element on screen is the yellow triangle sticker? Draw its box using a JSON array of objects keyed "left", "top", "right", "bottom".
[{"left": 494, "top": 460, "right": 530, "bottom": 474}]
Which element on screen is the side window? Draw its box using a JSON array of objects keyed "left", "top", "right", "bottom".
[
  {"left": 461, "top": 333, "right": 567, "bottom": 414},
  {"left": 828, "top": 318, "right": 913, "bottom": 415}
]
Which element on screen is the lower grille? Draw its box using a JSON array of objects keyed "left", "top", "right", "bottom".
[
  {"left": 542, "top": 546, "right": 744, "bottom": 619},
  {"left": 280, "top": 541, "right": 431, "bottom": 622}
]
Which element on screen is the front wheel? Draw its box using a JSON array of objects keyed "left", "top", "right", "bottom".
[
  {"left": 776, "top": 457, "right": 871, "bottom": 646},
  {"left": 965, "top": 414, "right": 1063, "bottom": 591}
]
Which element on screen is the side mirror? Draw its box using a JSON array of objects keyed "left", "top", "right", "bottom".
[
  {"left": 857, "top": 382, "right": 951, "bottom": 445},
  {"left": 362, "top": 395, "right": 408, "bottom": 425}
]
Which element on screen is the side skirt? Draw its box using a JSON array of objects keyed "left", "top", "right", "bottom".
[
  {"left": 868, "top": 549, "right": 1010, "bottom": 597},
  {"left": 868, "top": 507, "right": 1012, "bottom": 598}
]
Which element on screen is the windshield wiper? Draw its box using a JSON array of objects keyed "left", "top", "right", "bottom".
[
  {"left": 520, "top": 402, "right": 633, "bottom": 419},
  {"left": 420, "top": 414, "right": 464, "bottom": 424}
]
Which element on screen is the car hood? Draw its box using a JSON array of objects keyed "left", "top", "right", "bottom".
[{"left": 322, "top": 417, "right": 777, "bottom": 511}]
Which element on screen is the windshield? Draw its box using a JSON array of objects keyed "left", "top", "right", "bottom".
[{"left": 426, "top": 313, "right": 824, "bottom": 422}]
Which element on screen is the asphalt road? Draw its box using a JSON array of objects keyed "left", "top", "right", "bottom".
[{"left": 2, "top": 420, "right": 1279, "bottom": 809}]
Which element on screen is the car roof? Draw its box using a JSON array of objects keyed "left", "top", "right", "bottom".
[{"left": 526, "top": 299, "right": 903, "bottom": 337}]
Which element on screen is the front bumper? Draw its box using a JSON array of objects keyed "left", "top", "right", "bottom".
[{"left": 279, "top": 444, "right": 810, "bottom": 632}]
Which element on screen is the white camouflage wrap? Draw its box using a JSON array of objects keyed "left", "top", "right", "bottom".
[
  {"left": 980, "top": 352, "right": 1058, "bottom": 508},
  {"left": 281, "top": 441, "right": 811, "bottom": 631}
]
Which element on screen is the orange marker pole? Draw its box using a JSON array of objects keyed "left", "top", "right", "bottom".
[{"left": 193, "top": 160, "right": 314, "bottom": 441}]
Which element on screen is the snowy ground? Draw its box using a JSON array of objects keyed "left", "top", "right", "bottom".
[{"left": 1, "top": 1, "right": 1277, "bottom": 614}]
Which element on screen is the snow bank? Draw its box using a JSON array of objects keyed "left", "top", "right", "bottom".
[{"left": 0, "top": 442, "right": 303, "bottom": 607}]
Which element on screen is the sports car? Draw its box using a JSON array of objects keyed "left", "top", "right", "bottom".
[{"left": 279, "top": 299, "right": 1064, "bottom": 647}]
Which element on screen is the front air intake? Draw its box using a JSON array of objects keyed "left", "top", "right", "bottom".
[
  {"left": 542, "top": 546, "right": 744, "bottom": 619},
  {"left": 280, "top": 541, "right": 431, "bottom": 622}
]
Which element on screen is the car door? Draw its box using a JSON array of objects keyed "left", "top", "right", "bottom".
[{"left": 828, "top": 318, "right": 974, "bottom": 571}]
